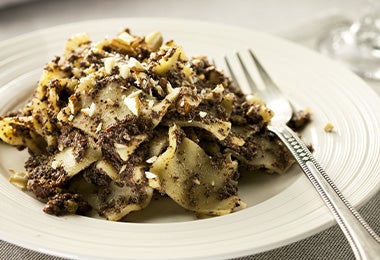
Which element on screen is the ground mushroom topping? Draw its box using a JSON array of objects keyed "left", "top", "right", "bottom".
[{"left": 0, "top": 29, "right": 308, "bottom": 221}]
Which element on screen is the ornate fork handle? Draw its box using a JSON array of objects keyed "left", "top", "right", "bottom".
[{"left": 269, "top": 124, "right": 380, "bottom": 260}]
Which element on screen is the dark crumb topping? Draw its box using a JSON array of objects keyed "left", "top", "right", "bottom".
[
  {"left": 83, "top": 164, "right": 112, "bottom": 186},
  {"left": 27, "top": 164, "right": 69, "bottom": 200},
  {"left": 287, "top": 109, "right": 311, "bottom": 131},
  {"left": 58, "top": 125, "right": 88, "bottom": 162},
  {"left": 43, "top": 193, "right": 91, "bottom": 216}
]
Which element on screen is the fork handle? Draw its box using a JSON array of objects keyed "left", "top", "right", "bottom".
[{"left": 268, "top": 124, "right": 380, "bottom": 260}]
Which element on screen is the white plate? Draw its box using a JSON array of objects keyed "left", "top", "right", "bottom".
[{"left": 0, "top": 18, "right": 379, "bottom": 260}]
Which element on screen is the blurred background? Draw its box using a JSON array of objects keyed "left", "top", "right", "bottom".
[
  {"left": 2, "top": 0, "right": 379, "bottom": 89},
  {"left": 0, "top": 0, "right": 368, "bottom": 40}
]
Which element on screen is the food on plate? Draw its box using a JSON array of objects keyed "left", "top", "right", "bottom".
[
  {"left": 0, "top": 29, "right": 308, "bottom": 221},
  {"left": 324, "top": 122, "right": 334, "bottom": 132}
]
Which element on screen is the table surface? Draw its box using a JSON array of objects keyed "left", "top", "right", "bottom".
[{"left": 0, "top": 0, "right": 379, "bottom": 259}]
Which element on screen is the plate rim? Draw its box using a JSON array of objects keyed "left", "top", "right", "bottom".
[{"left": 0, "top": 17, "right": 380, "bottom": 260}]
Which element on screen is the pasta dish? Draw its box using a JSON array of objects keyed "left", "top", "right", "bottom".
[{"left": 0, "top": 29, "right": 307, "bottom": 221}]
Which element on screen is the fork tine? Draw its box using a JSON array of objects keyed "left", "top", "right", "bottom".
[
  {"left": 224, "top": 56, "right": 239, "bottom": 86},
  {"left": 236, "top": 52, "right": 259, "bottom": 92},
  {"left": 249, "top": 50, "right": 278, "bottom": 90}
]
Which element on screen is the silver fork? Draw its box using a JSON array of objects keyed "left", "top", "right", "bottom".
[{"left": 224, "top": 50, "right": 380, "bottom": 260}]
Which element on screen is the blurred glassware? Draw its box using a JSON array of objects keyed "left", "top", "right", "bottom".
[{"left": 318, "top": 1, "right": 380, "bottom": 80}]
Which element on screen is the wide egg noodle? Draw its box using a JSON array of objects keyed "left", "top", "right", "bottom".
[
  {"left": 149, "top": 124, "right": 240, "bottom": 216},
  {"left": 0, "top": 116, "right": 46, "bottom": 154},
  {"left": 164, "top": 116, "right": 231, "bottom": 141},
  {"left": 69, "top": 165, "right": 153, "bottom": 221},
  {"left": 227, "top": 132, "right": 295, "bottom": 174},
  {"left": 52, "top": 137, "right": 102, "bottom": 177}
]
